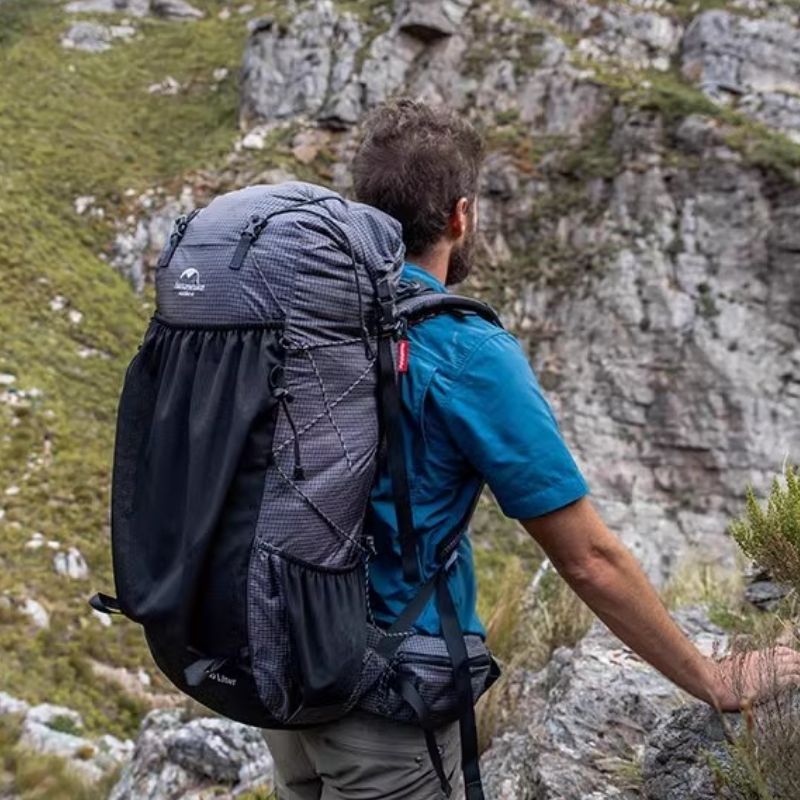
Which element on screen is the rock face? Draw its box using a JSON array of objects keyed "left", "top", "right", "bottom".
[
  {"left": 480, "top": 607, "right": 726, "bottom": 799},
  {"left": 109, "top": 709, "right": 274, "bottom": 799},
  {"left": 642, "top": 695, "right": 800, "bottom": 800},
  {"left": 682, "top": 10, "right": 800, "bottom": 142},
  {"left": 236, "top": 0, "right": 800, "bottom": 583}
]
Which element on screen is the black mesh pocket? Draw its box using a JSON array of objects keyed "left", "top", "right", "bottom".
[
  {"left": 360, "top": 631, "right": 499, "bottom": 726},
  {"left": 249, "top": 547, "right": 367, "bottom": 724},
  {"left": 111, "top": 320, "right": 282, "bottom": 655}
]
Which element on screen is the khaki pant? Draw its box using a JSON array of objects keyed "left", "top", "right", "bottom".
[{"left": 263, "top": 711, "right": 462, "bottom": 800}]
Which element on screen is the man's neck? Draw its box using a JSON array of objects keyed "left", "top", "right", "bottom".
[{"left": 407, "top": 243, "right": 450, "bottom": 286}]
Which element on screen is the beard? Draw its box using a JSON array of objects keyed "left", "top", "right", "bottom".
[{"left": 445, "top": 224, "right": 476, "bottom": 287}]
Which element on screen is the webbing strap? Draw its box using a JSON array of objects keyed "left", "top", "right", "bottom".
[
  {"left": 377, "top": 333, "right": 419, "bottom": 583},
  {"left": 437, "top": 574, "right": 485, "bottom": 800},
  {"left": 88, "top": 592, "right": 123, "bottom": 615},
  {"left": 375, "top": 571, "right": 438, "bottom": 659},
  {"left": 398, "top": 679, "right": 453, "bottom": 798}
]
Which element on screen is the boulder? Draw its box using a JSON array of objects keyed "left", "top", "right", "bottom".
[
  {"left": 151, "top": 0, "right": 204, "bottom": 20},
  {"left": 53, "top": 546, "right": 90, "bottom": 580},
  {"left": 394, "top": 0, "right": 471, "bottom": 41},
  {"left": 643, "top": 694, "right": 800, "bottom": 800},
  {"left": 20, "top": 703, "right": 132, "bottom": 783},
  {"left": 109, "top": 709, "right": 274, "bottom": 799},
  {"left": 480, "top": 608, "right": 727, "bottom": 799}
]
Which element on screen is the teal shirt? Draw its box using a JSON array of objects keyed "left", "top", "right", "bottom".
[{"left": 366, "top": 264, "right": 590, "bottom": 635}]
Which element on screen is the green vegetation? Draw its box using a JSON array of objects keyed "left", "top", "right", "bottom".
[
  {"left": 0, "top": 0, "right": 284, "bottom": 736},
  {"left": 730, "top": 464, "right": 800, "bottom": 595}
]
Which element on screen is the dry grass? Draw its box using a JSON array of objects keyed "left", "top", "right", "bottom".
[
  {"left": 711, "top": 637, "right": 800, "bottom": 799},
  {"left": 477, "top": 557, "right": 593, "bottom": 750}
]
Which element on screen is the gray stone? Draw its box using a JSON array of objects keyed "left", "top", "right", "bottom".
[
  {"left": 151, "top": 0, "right": 204, "bottom": 20},
  {"left": 61, "top": 21, "right": 113, "bottom": 52},
  {"left": 642, "top": 705, "right": 731, "bottom": 800},
  {"left": 19, "top": 597, "right": 50, "bottom": 629},
  {"left": 744, "top": 579, "right": 790, "bottom": 610},
  {"left": 682, "top": 11, "right": 800, "bottom": 140},
  {"left": 53, "top": 546, "right": 89, "bottom": 580},
  {"left": 0, "top": 691, "right": 30, "bottom": 717},
  {"left": 109, "top": 709, "right": 273, "bottom": 799},
  {"left": 480, "top": 608, "right": 726, "bottom": 799},
  {"left": 394, "top": 0, "right": 470, "bottom": 41},
  {"left": 20, "top": 703, "right": 132, "bottom": 783},
  {"left": 529, "top": 0, "right": 682, "bottom": 71},
  {"left": 240, "top": 2, "right": 364, "bottom": 129}
]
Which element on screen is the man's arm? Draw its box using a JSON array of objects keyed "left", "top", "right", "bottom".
[{"left": 522, "top": 496, "right": 800, "bottom": 710}]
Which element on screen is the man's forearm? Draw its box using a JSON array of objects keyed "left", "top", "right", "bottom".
[
  {"left": 558, "top": 541, "right": 717, "bottom": 704},
  {"left": 522, "top": 498, "right": 718, "bottom": 705}
]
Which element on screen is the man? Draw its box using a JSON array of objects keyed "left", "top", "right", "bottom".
[{"left": 264, "top": 99, "right": 800, "bottom": 799}]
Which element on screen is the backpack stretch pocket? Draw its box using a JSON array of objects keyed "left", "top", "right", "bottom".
[{"left": 249, "top": 546, "right": 368, "bottom": 725}]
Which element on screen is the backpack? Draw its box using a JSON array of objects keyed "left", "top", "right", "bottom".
[{"left": 90, "top": 182, "right": 502, "bottom": 799}]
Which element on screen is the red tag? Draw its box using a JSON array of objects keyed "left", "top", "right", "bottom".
[{"left": 397, "top": 339, "right": 410, "bottom": 374}]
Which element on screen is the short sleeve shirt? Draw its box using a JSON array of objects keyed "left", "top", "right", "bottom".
[{"left": 365, "top": 264, "right": 590, "bottom": 635}]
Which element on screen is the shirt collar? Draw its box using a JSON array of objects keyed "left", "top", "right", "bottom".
[{"left": 402, "top": 262, "right": 448, "bottom": 294}]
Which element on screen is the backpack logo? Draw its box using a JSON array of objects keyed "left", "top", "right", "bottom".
[
  {"left": 174, "top": 268, "right": 205, "bottom": 297},
  {"left": 207, "top": 671, "right": 237, "bottom": 687}
]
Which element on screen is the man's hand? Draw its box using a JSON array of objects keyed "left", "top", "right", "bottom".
[
  {"left": 711, "top": 647, "right": 800, "bottom": 711},
  {"left": 521, "top": 497, "right": 800, "bottom": 710}
]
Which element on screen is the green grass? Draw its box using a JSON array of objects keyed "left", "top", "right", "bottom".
[{"left": 0, "top": 0, "right": 279, "bottom": 737}]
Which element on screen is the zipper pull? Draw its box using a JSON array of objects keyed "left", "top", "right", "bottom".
[
  {"left": 229, "top": 214, "right": 265, "bottom": 271},
  {"left": 157, "top": 214, "right": 188, "bottom": 269}
]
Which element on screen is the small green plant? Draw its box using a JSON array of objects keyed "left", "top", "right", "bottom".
[{"left": 729, "top": 464, "right": 800, "bottom": 595}]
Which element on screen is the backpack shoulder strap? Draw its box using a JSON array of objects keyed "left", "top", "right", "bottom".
[{"left": 395, "top": 283, "right": 502, "bottom": 330}]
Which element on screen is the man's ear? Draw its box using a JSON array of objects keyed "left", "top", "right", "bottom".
[{"left": 448, "top": 196, "right": 470, "bottom": 242}]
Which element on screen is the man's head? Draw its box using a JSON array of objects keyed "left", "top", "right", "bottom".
[{"left": 352, "top": 99, "right": 484, "bottom": 286}]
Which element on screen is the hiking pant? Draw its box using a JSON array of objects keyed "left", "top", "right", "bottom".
[{"left": 263, "top": 710, "right": 462, "bottom": 800}]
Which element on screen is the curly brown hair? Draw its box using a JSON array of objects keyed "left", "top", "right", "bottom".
[{"left": 351, "top": 98, "right": 484, "bottom": 258}]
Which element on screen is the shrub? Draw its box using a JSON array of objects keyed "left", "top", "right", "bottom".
[{"left": 729, "top": 464, "right": 800, "bottom": 595}]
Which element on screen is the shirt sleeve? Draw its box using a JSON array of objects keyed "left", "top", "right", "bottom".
[{"left": 439, "top": 330, "right": 590, "bottom": 519}]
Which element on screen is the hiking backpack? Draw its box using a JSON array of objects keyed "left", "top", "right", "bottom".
[{"left": 91, "top": 182, "right": 502, "bottom": 799}]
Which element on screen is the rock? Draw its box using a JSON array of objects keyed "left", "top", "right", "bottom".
[
  {"left": 151, "top": 0, "right": 204, "bottom": 20},
  {"left": 481, "top": 608, "right": 726, "bottom": 798},
  {"left": 74, "top": 195, "right": 96, "bottom": 215},
  {"left": 147, "top": 76, "right": 182, "bottom": 95},
  {"left": 529, "top": 0, "right": 682, "bottom": 71},
  {"left": 65, "top": 0, "right": 202, "bottom": 18},
  {"left": 0, "top": 692, "right": 30, "bottom": 717},
  {"left": 642, "top": 693, "right": 800, "bottom": 800},
  {"left": 682, "top": 11, "right": 800, "bottom": 141},
  {"left": 64, "top": 0, "right": 118, "bottom": 13},
  {"left": 291, "top": 128, "right": 331, "bottom": 165},
  {"left": 68, "top": 309, "right": 83, "bottom": 325},
  {"left": 0, "top": 373, "right": 15, "bottom": 386},
  {"left": 212, "top": 67, "right": 229, "bottom": 82},
  {"left": 394, "top": 0, "right": 471, "bottom": 41},
  {"left": 642, "top": 705, "right": 730, "bottom": 800},
  {"left": 110, "top": 186, "right": 195, "bottom": 290},
  {"left": 61, "top": 21, "right": 114, "bottom": 53},
  {"left": 19, "top": 597, "right": 50, "bottom": 629},
  {"left": 53, "top": 546, "right": 90, "bottom": 580},
  {"left": 240, "top": 3, "right": 365, "bottom": 129},
  {"left": 109, "top": 709, "right": 274, "bottom": 799},
  {"left": 744, "top": 579, "right": 790, "bottom": 611},
  {"left": 20, "top": 703, "right": 132, "bottom": 783}
]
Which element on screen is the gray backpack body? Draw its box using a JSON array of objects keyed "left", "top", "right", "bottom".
[{"left": 91, "top": 182, "right": 501, "bottom": 799}]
